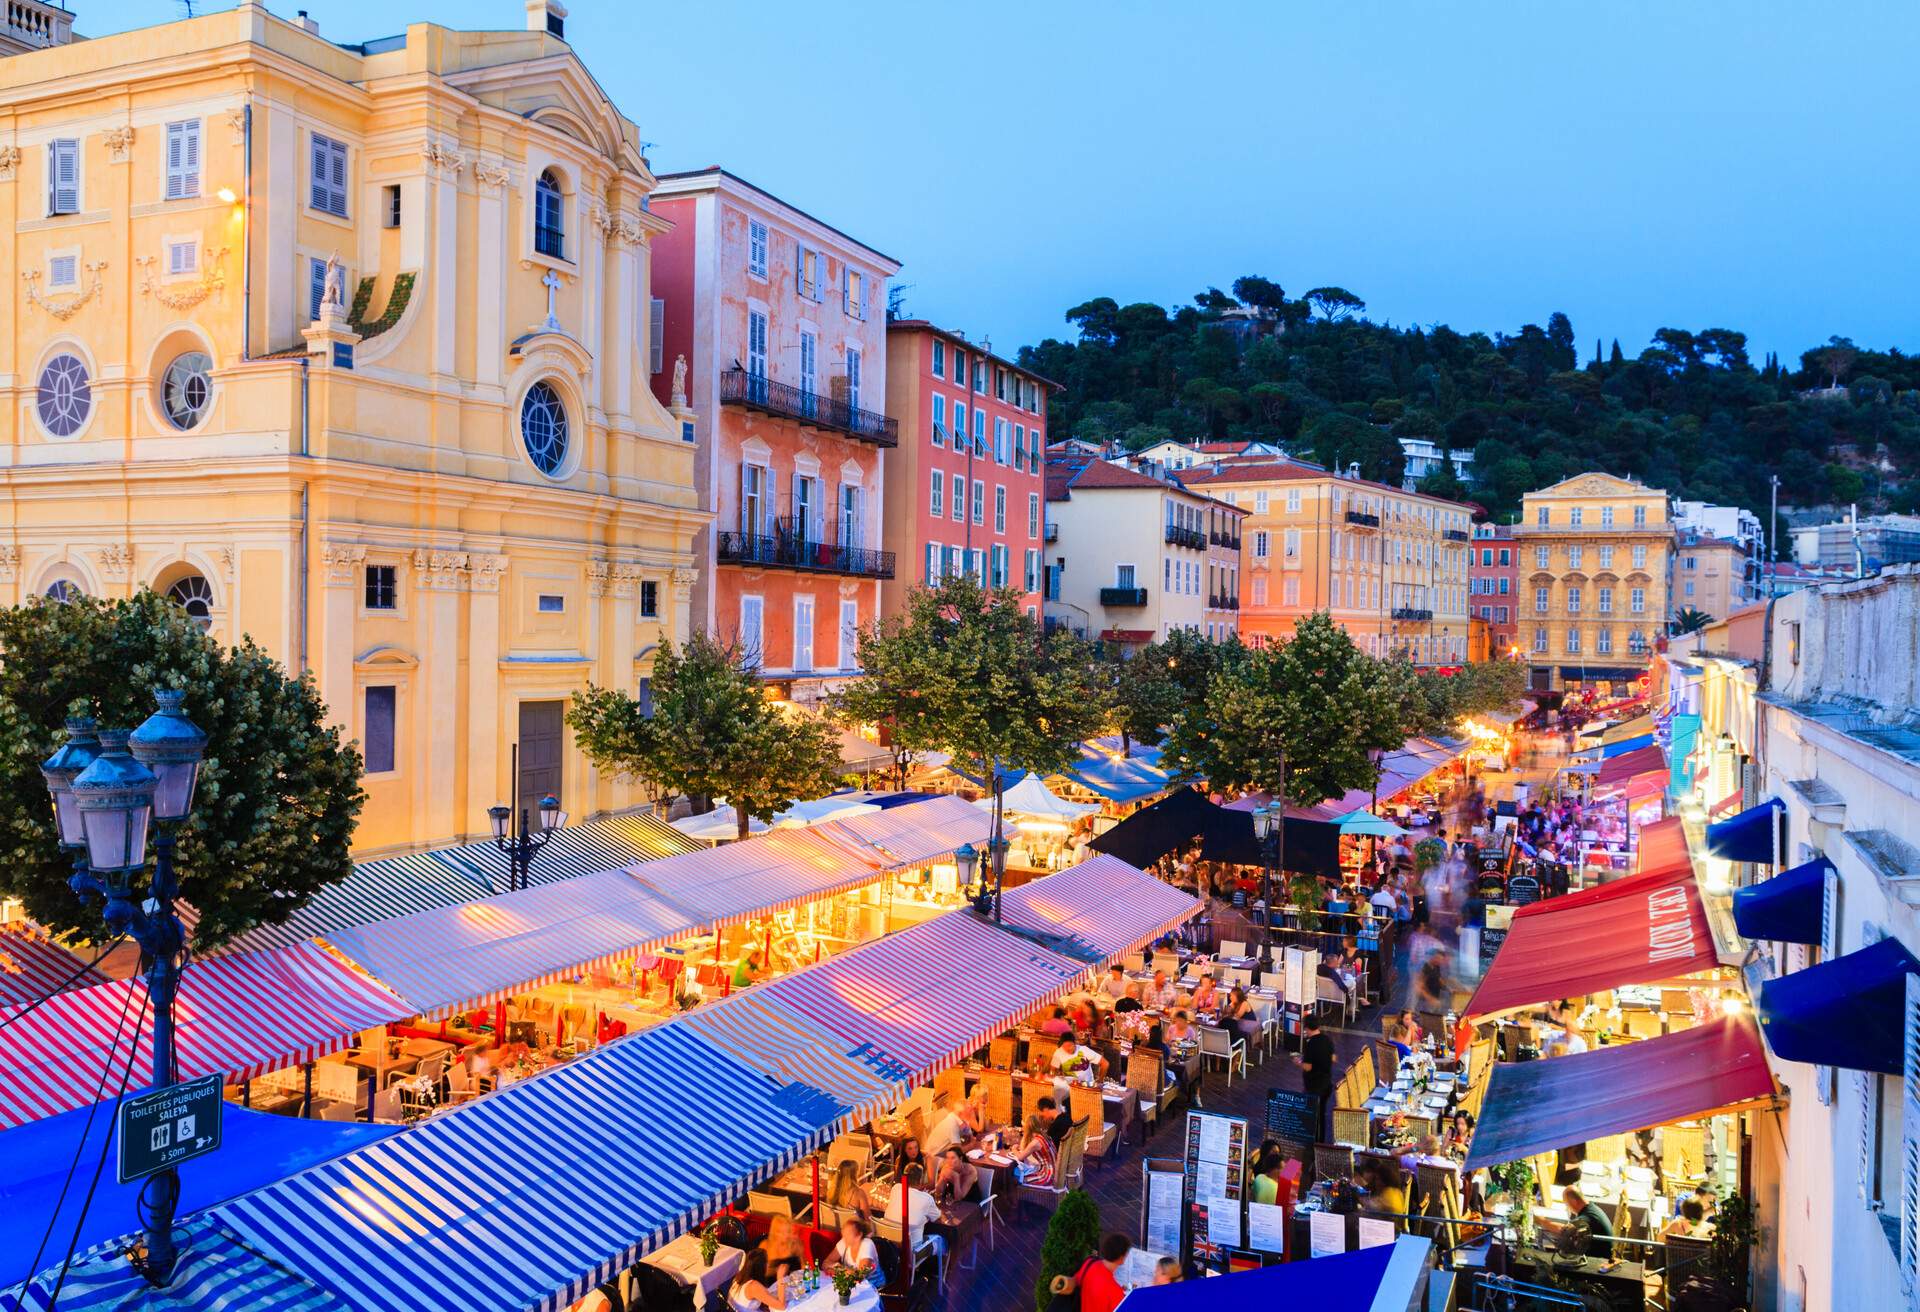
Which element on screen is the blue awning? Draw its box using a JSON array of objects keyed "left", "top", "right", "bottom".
[
  {"left": 1733, "top": 857, "right": 1831, "bottom": 946},
  {"left": 1758, "top": 936, "right": 1920, "bottom": 1076},
  {"left": 1667, "top": 714, "right": 1702, "bottom": 794},
  {"left": 1600, "top": 732, "right": 1655, "bottom": 758},
  {"left": 1705, "top": 797, "right": 1786, "bottom": 863},
  {"left": 4, "top": 1215, "right": 347, "bottom": 1311}
]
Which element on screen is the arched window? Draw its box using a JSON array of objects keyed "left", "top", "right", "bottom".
[
  {"left": 167, "top": 572, "right": 215, "bottom": 631},
  {"left": 521, "top": 380, "right": 569, "bottom": 477},
  {"left": 534, "top": 169, "right": 565, "bottom": 260},
  {"left": 44, "top": 578, "right": 83, "bottom": 603}
]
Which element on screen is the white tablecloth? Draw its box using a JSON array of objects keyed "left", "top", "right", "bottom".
[
  {"left": 641, "top": 1236, "right": 743, "bottom": 1307},
  {"left": 786, "top": 1280, "right": 882, "bottom": 1312}
]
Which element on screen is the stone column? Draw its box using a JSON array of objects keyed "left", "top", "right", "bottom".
[
  {"left": 318, "top": 542, "right": 365, "bottom": 737},
  {"left": 473, "top": 159, "right": 510, "bottom": 388},
  {"left": 670, "top": 566, "right": 697, "bottom": 647},
  {"left": 415, "top": 549, "right": 466, "bottom": 845},
  {"left": 466, "top": 553, "right": 507, "bottom": 837}
]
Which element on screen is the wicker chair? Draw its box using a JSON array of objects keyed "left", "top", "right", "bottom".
[{"left": 1330, "top": 1107, "right": 1372, "bottom": 1148}]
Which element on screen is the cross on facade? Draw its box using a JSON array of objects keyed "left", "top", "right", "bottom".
[{"left": 541, "top": 268, "right": 562, "bottom": 330}]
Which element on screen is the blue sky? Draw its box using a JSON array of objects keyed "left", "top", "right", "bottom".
[{"left": 76, "top": 1, "right": 1920, "bottom": 364}]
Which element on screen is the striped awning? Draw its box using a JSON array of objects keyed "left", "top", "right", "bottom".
[
  {"left": 4, "top": 1216, "right": 347, "bottom": 1311},
  {"left": 0, "top": 944, "right": 411, "bottom": 1128},
  {"left": 813, "top": 793, "right": 998, "bottom": 871},
  {"left": 324, "top": 868, "right": 702, "bottom": 1017},
  {"left": 215, "top": 1024, "right": 829, "bottom": 1312},
  {"left": 997, "top": 854, "right": 1202, "bottom": 959},
  {"left": 0, "top": 925, "right": 107, "bottom": 1007},
  {"left": 634, "top": 826, "right": 878, "bottom": 930}
]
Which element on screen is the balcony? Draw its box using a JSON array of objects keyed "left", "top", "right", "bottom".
[
  {"left": 1164, "top": 525, "right": 1206, "bottom": 550},
  {"left": 1044, "top": 522, "right": 1059, "bottom": 543},
  {"left": 1391, "top": 607, "right": 1434, "bottom": 622},
  {"left": 717, "top": 525, "right": 895, "bottom": 580},
  {"left": 1100, "top": 586, "right": 1149, "bottom": 607},
  {"left": 1210, "top": 594, "right": 1241, "bottom": 611},
  {"left": 720, "top": 367, "right": 899, "bottom": 448},
  {"left": 1442, "top": 528, "right": 1471, "bottom": 543},
  {"left": 1209, "top": 530, "right": 1243, "bottom": 550},
  {"left": 1345, "top": 510, "right": 1381, "bottom": 529}
]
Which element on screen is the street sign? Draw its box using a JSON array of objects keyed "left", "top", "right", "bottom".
[{"left": 116, "top": 1073, "right": 223, "bottom": 1184}]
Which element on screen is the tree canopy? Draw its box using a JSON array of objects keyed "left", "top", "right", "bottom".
[
  {"left": 0, "top": 591, "right": 363, "bottom": 949},
  {"left": 1018, "top": 276, "right": 1920, "bottom": 523}
]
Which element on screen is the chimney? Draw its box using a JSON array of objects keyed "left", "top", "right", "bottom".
[
  {"left": 294, "top": 9, "right": 320, "bottom": 34},
  {"left": 526, "top": 0, "right": 568, "bottom": 38}
]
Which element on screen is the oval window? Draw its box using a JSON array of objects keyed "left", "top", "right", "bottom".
[
  {"left": 162, "top": 352, "right": 214, "bottom": 430},
  {"left": 521, "top": 380, "right": 569, "bottom": 477},
  {"left": 36, "top": 353, "right": 92, "bottom": 437}
]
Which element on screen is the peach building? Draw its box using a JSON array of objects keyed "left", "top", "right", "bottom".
[
  {"left": 1182, "top": 459, "right": 1474, "bottom": 663},
  {"left": 648, "top": 170, "right": 899, "bottom": 703},
  {"left": 881, "top": 322, "right": 1050, "bottom": 617}
]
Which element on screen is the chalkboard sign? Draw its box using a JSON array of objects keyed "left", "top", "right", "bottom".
[
  {"left": 1264, "top": 1088, "right": 1320, "bottom": 1159},
  {"left": 1479, "top": 924, "right": 1509, "bottom": 971},
  {"left": 1506, "top": 875, "right": 1541, "bottom": 906}
]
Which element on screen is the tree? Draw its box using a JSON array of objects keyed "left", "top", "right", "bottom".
[
  {"left": 1669, "top": 608, "right": 1714, "bottom": 635},
  {"left": 832, "top": 576, "right": 1110, "bottom": 882},
  {"left": 0, "top": 591, "right": 363, "bottom": 949},
  {"left": 1102, "top": 644, "right": 1181, "bottom": 756},
  {"left": 569, "top": 632, "right": 844, "bottom": 840},
  {"left": 1304, "top": 286, "right": 1366, "bottom": 322},
  {"left": 1231, "top": 274, "right": 1288, "bottom": 313},
  {"left": 1033, "top": 1189, "right": 1101, "bottom": 1311},
  {"left": 1811, "top": 335, "right": 1858, "bottom": 390}
]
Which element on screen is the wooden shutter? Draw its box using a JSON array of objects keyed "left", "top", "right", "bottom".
[
  {"left": 1903, "top": 971, "right": 1920, "bottom": 1297},
  {"left": 795, "top": 243, "right": 808, "bottom": 297},
  {"left": 1819, "top": 874, "right": 1840, "bottom": 1105},
  {"left": 165, "top": 120, "right": 200, "bottom": 199},
  {"left": 327, "top": 138, "right": 346, "bottom": 215},
  {"left": 308, "top": 257, "right": 327, "bottom": 321},
  {"left": 649, "top": 298, "right": 665, "bottom": 374},
  {"left": 309, "top": 134, "right": 330, "bottom": 210},
  {"left": 48, "top": 139, "right": 77, "bottom": 214}
]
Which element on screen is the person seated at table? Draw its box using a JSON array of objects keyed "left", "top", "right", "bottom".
[
  {"left": 1691, "top": 1184, "right": 1718, "bottom": 1226},
  {"left": 1555, "top": 1185, "right": 1616, "bottom": 1257},
  {"left": 1385, "top": 1020, "right": 1414, "bottom": 1062},
  {"left": 829, "top": 1216, "right": 881, "bottom": 1282},
  {"left": 758, "top": 1214, "right": 805, "bottom": 1279},
  {"left": 931, "top": 1145, "right": 979, "bottom": 1205},
  {"left": 1368, "top": 879, "right": 1399, "bottom": 917},
  {"left": 728, "top": 1249, "right": 787, "bottom": 1312},
  {"left": 731, "top": 950, "right": 766, "bottom": 991},
  {"left": 1098, "top": 963, "right": 1130, "bottom": 1001},
  {"left": 1035, "top": 1095, "right": 1073, "bottom": 1147},
  {"left": 1397, "top": 1009, "right": 1425, "bottom": 1047},
  {"left": 1187, "top": 973, "right": 1219, "bottom": 1014},
  {"left": 955, "top": 1086, "right": 993, "bottom": 1139},
  {"left": 1398, "top": 1134, "right": 1446, "bottom": 1174},
  {"left": 826, "top": 1159, "right": 873, "bottom": 1223},
  {"left": 1069, "top": 996, "right": 1102, "bottom": 1034},
  {"left": 1358, "top": 1160, "right": 1409, "bottom": 1217},
  {"left": 925, "top": 1098, "right": 963, "bottom": 1156},
  {"left": 1223, "top": 986, "right": 1260, "bottom": 1046},
  {"left": 1162, "top": 1010, "right": 1196, "bottom": 1046},
  {"left": 1143, "top": 969, "right": 1177, "bottom": 1010},
  {"left": 1443, "top": 1111, "right": 1475, "bottom": 1159},
  {"left": 881, "top": 1163, "right": 946, "bottom": 1266},
  {"left": 1151, "top": 1257, "right": 1182, "bottom": 1286},
  {"left": 1039, "top": 1005, "right": 1075, "bottom": 1037},
  {"left": 1111, "top": 981, "right": 1146, "bottom": 1015},
  {"left": 1011, "top": 1113, "right": 1058, "bottom": 1184},
  {"left": 1662, "top": 1198, "right": 1707, "bottom": 1239},
  {"left": 1049, "top": 1035, "right": 1107, "bottom": 1082},
  {"left": 1249, "top": 1143, "right": 1286, "bottom": 1204},
  {"left": 890, "top": 1135, "right": 928, "bottom": 1182}
]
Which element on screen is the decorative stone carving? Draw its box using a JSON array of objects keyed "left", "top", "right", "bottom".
[
  {"left": 211, "top": 546, "right": 237, "bottom": 582},
  {"left": 421, "top": 138, "right": 466, "bottom": 178},
  {"left": 225, "top": 108, "right": 247, "bottom": 140},
  {"left": 412, "top": 549, "right": 471, "bottom": 591},
  {"left": 670, "top": 566, "right": 697, "bottom": 601},
  {"left": 612, "top": 564, "right": 643, "bottom": 600},
  {"left": 473, "top": 159, "right": 511, "bottom": 190},
  {"left": 670, "top": 354, "right": 688, "bottom": 409},
  {"left": 0, "top": 546, "right": 19, "bottom": 582},
  {"left": 586, "top": 559, "right": 611, "bottom": 598},
  {"left": 95, "top": 544, "right": 135, "bottom": 581},
  {"left": 838, "top": 579, "right": 863, "bottom": 599},
  {"left": 469, "top": 554, "right": 508, "bottom": 594},
  {"left": 320, "top": 541, "right": 367, "bottom": 587},
  {"left": 135, "top": 248, "right": 228, "bottom": 310},
  {"left": 0, "top": 146, "right": 18, "bottom": 181},
  {"left": 22, "top": 262, "right": 107, "bottom": 319},
  {"left": 103, "top": 126, "right": 134, "bottom": 163}
]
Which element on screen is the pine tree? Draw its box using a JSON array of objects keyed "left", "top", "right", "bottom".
[{"left": 1609, "top": 338, "right": 1625, "bottom": 365}]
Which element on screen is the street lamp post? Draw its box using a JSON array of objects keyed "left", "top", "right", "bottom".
[
  {"left": 954, "top": 827, "right": 1010, "bottom": 922},
  {"left": 487, "top": 745, "right": 563, "bottom": 892},
  {"left": 1251, "top": 800, "right": 1284, "bottom": 971},
  {"left": 44, "top": 689, "right": 207, "bottom": 1286}
]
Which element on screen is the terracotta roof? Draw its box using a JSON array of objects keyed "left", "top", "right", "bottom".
[
  {"left": 885, "top": 320, "right": 1062, "bottom": 392},
  {"left": 1046, "top": 453, "right": 1180, "bottom": 500},
  {"left": 1180, "top": 459, "right": 1477, "bottom": 511}
]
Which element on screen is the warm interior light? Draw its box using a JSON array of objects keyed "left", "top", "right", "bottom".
[{"left": 217, "top": 187, "right": 238, "bottom": 204}]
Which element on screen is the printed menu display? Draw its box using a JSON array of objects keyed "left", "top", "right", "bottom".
[{"left": 1144, "top": 1168, "right": 1184, "bottom": 1258}]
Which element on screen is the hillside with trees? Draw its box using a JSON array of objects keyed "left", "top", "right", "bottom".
[{"left": 1015, "top": 277, "right": 1920, "bottom": 523}]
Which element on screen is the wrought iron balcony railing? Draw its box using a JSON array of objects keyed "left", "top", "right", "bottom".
[
  {"left": 717, "top": 528, "right": 895, "bottom": 579},
  {"left": 1100, "top": 586, "right": 1149, "bottom": 607},
  {"left": 720, "top": 367, "right": 899, "bottom": 447},
  {"left": 1345, "top": 510, "right": 1381, "bottom": 528}
]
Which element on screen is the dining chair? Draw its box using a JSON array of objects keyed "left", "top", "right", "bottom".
[
  {"left": 1218, "top": 939, "right": 1247, "bottom": 959},
  {"left": 988, "top": 1035, "right": 1017, "bottom": 1069},
  {"left": 746, "top": 1190, "right": 793, "bottom": 1220},
  {"left": 1330, "top": 1107, "right": 1372, "bottom": 1148},
  {"left": 1069, "top": 1085, "right": 1110, "bottom": 1161},
  {"left": 371, "top": 1085, "right": 404, "bottom": 1124},
  {"left": 1313, "top": 1144, "right": 1353, "bottom": 1184},
  {"left": 1197, "top": 1025, "right": 1248, "bottom": 1086}
]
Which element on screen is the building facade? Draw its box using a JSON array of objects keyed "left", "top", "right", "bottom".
[
  {"left": 647, "top": 170, "right": 899, "bottom": 703},
  {"left": 0, "top": 2, "right": 703, "bottom": 855},
  {"left": 1674, "top": 530, "right": 1750, "bottom": 620},
  {"left": 1181, "top": 460, "right": 1473, "bottom": 663},
  {"left": 1513, "top": 473, "right": 1673, "bottom": 693},
  {"left": 880, "top": 322, "right": 1047, "bottom": 618},
  {"left": 1398, "top": 438, "right": 1473, "bottom": 490},
  {"left": 1042, "top": 454, "right": 1243, "bottom": 648},
  {"left": 1469, "top": 522, "right": 1518, "bottom": 656}
]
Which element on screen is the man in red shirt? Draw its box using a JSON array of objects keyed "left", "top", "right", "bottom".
[{"left": 1077, "top": 1233, "right": 1132, "bottom": 1312}]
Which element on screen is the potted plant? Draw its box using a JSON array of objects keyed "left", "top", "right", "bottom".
[
  {"left": 1288, "top": 873, "right": 1324, "bottom": 933},
  {"left": 1488, "top": 1158, "right": 1537, "bottom": 1247},
  {"left": 830, "top": 1262, "right": 871, "bottom": 1305},
  {"left": 696, "top": 1221, "right": 720, "bottom": 1268},
  {"left": 1414, "top": 837, "right": 1447, "bottom": 873}
]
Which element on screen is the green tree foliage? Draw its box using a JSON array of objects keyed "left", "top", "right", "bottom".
[
  {"left": 1669, "top": 607, "right": 1715, "bottom": 635},
  {"left": 0, "top": 591, "right": 363, "bottom": 949},
  {"left": 569, "top": 633, "right": 843, "bottom": 840},
  {"left": 1101, "top": 643, "right": 1181, "bottom": 756},
  {"left": 1018, "top": 277, "right": 1920, "bottom": 523},
  {"left": 1033, "top": 1189, "right": 1102, "bottom": 1312}
]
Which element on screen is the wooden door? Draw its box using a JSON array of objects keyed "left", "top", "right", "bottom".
[{"left": 517, "top": 700, "right": 564, "bottom": 812}]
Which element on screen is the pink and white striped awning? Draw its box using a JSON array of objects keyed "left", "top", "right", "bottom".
[
  {"left": 633, "top": 827, "right": 880, "bottom": 930},
  {"left": 997, "top": 854, "right": 1205, "bottom": 960},
  {"left": 0, "top": 942, "right": 410, "bottom": 1128},
  {"left": 0, "top": 925, "right": 107, "bottom": 1008},
  {"left": 813, "top": 795, "right": 999, "bottom": 872}
]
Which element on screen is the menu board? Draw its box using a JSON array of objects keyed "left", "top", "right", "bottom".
[
  {"left": 1182, "top": 1111, "right": 1247, "bottom": 1203},
  {"left": 1143, "top": 1166, "right": 1184, "bottom": 1259},
  {"left": 1478, "top": 924, "right": 1509, "bottom": 972},
  {"left": 1309, "top": 1210, "right": 1347, "bottom": 1258},
  {"left": 1264, "top": 1088, "right": 1319, "bottom": 1162},
  {"left": 1357, "top": 1217, "right": 1397, "bottom": 1249},
  {"left": 1200, "top": 1197, "right": 1242, "bottom": 1247},
  {"left": 1246, "top": 1201, "right": 1288, "bottom": 1256}
]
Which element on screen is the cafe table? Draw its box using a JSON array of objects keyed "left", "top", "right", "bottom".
[
  {"left": 786, "top": 1277, "right": 881, "bottom": 1312},
  {"left": 640, "top": 1234, "right": 743, "bottom": 1308}
]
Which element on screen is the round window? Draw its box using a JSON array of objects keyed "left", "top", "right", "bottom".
[
  {"left": 44, "top": 578, "right": 83, "bottom": 603},
  {"left": 521, "top": 380, "right": 569, "bottom": 476},
  {"left": 167, "top": 573, "right": 215, "bottom": 631},
  {"left": 162, "top": 352, "right": 214, "bottom": 430},
  {"left": 36, "top": 354, "right": 92, "bottom": 437}
]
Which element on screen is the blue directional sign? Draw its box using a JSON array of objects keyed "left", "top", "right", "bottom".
[{"left": 116, "top": 1072, "right": 224, "bottom": 1184}]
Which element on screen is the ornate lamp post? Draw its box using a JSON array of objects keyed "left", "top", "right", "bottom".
[
  {"left": 44, "top": 689, "right": 206, "bottom": 1285},
  {"left": 1250, "top": 800, "right": 1284, "bottom": 970},
  {"left": 488, "top": 747, "right": 563, "bottom": 891}
]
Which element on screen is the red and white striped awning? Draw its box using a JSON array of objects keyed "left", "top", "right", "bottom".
[
  {"left": 633, "top": 827, "right": 881, "bottom": 930},
  {"left": 0, "top": 925, "right": 107, "bottom": 1008},
  {"left": 0, "top": 942, "right": 411, "bottom": 1128},
  {"left": 813, "top": 795, "right": 999, "bottom": 872}
]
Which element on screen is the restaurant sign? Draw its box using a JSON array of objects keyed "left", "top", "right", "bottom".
[{"left": 117, "top": 1073, "right": 223, "bottom": 1184}]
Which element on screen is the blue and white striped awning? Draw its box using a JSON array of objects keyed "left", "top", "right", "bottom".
[
  {"left": 216, "top": 1024, "right": 828, "bottom": 1312},
  {"left": 4, "top": 1216, "right": 346, "bottom": 1311}
]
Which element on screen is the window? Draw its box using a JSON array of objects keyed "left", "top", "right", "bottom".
[
  {"left": 799, "top": 331, "right": 817, "bottom": 402},
  {"left": 309, "top": 133, "right": 348, "bottom": 217},
  {"left": 1597, "top": 628, "right": 1613, "bottom": 654},
  {"left": 929, "top": 470, "right": 944, "bottom": 517},
  {"left": 847, "top": 347, "right": 862, "bottom": 412},
  {"left": 1252, "top": 575, "right": 1268, "bottom": 606},
  {"left": 167, "top": 241, "right": 197, "bottom": 276},
  {"left": 161, "top": 352, "right": 214, "bottom": 430},
  {"left": 950, "top": 473, "right": 964, "bottom": 522},
  {"left": 1500, "top": 548, "right": 1511, "bottom": 566},
  {"left": 1481, "top": 548, "right": 1492, "bottom": 567},
  {"left": 534, "top": 169, "right": 566, "bottom": 259},
  {"left": 1598, "top": 587, "right": 1613, "bottom": 614},
  {"left": 1284, "top": 527, "right": 1300, "bottom": 558},
  {"left": 792, "top": 474, "right": 818, "bottom": 543},
  {"left": 649, "top": 299, "right": 665, "bottom": 375},
  {"left": 842, "top": 266, "right": 864, "bottom": 319},
  {"left": 1533, "top": 546, "right": 1549, "bottom": 570},
  {"left": 1568, "top": 546, "right": 1582, "bottom": 570},
  {"left": 1684, "top": 580, "right": 1696, "bottom": 598},
  {"left": 1566, "top": 628, "right": 1581, "bottom": 653},
  {"left": 1598, "top": 546, "right": 1613, "bottom": 569},
  {"left": 1286, "top": 488, "right": 1301, "bottom": 513},
  {"left": 1253, "top": 531, "right": 1270, "bottom": 560},
  {"left": 952, "top": 402, "right": 966, "bottom": 449},
  {"left": 1633, "top": 545, "right": 1648, "bottom": 569},
  {"left": 167, "top": 573, "right": 214, "bottom": 630},
  {"left": 1630, "top": 587, "right": 1647, "bottom": 614},
  {"left": 1533, "top": 628, "right": 1547, "bottom": 652},
  {"left": 971, "top": 479, "right": 985, "bottom": 525},
  {"left": 793, "top": 597, "right": 814, "bottom": 671},
  {"left": 742, "top": 463, "right": 767, "bottom": 535},
  {"left": 382, "top": 183, "right": 401, "bottom": 229},
  {"left": 363, "top": 686, "right": 396, "bottom": 774},
  {"left": 640, "top": 581, "right": 659, "bottom": 618},
  {"left": 1534, "top": 586, "right": 1549, "bottom": 614},
  {"left": 932, "top": 339, "right": 945, "bottom": 378},
  {"left": 973, "top": 408, "right": 986, "bottom": 455},
  {"left": 796, "top": 244, "right": 824, "bottom": 300},
  {"left": 1536, "top": 506, "right": 1550, "bottom": 526},
  {"left": 520, "top": 380, "right": 569, "bottom": 476},
  {"left": 35, "top": 353, "right": 91, "bottom": 437},
  {"left": 973, "top": 360, "right": 986, "bottom": 393},
  {"left": 536, "top": 593, "right": 565, "bottom": 613},
  {"left": 45, "top": 579, "right": 83, "bottom": 603},
  {"left": 994, "top": 485, "right": 1006, "bottom": 533},
  {"left": 1283, "top": 575, "right": 1300, "bottom": 606},
  {"left": 739, "top": 595, "right": 764, "bottom": 666},
  {"left": 1600, "top": 506, "right": 1615, "bottom": 528},
  {"left": 1255, "top": 490, "right": 1269, "bottom": 513},
  {"left": 364, "top": 565, "right": 397, "bottom": 611},
  {"left": 991, "top": 544, "right": 1009, "bottom": 588},
  {"left": 1567, "top": 587, "right": 1582, "bottom": 613},
  {"left": 1028, "top": 493, "right": 1040, "bottom": 538},
  {"left": 925, "top": 542, "right": 941, "bottom": 585},
  {"left": 1633, "top": 505, "right": 1648, "bottom": 526},
  {"left": 1116, "top": 564, "right": 1136, "bottom": 589},
  {"left": 164, "top": 120, "right": 201, "bottom": 200},
  {"left": 49, "top": 254, "right": 77, "bottom": 288},
  {"left": 1569, "top": 507, "right": 1584, "bottom": 527},
  {"left": 952, "top": 350, "right": 966, "bottom": 386},
  {"left": 747, "top": 309, "right": 768, "bottom": 387},
  {"left": 969, "top": 549, "right": 985, "bottom": 582},
  {"left": 747, "top": 219, "right": 768, "bottom": 277},
  {"left": 839, "top": 600, "right": 859, "bottom": 670},
  {"left": 1684, "top": 555, "right": 1697, "bottom": 571},
  {"left": 994, "top": 418, "right": 1008, "bottom": 465},
  {"left": 308, "top": 256, "right": 330, "bottom": 322},
  {"left": 47, "top": 138, "right": 78, "bottom": 215},
  {"left": 931, "top": 394, "right": 946, "bottom": 447}
]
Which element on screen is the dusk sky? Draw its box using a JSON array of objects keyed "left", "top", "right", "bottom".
[{"left": 79, "top": 1, "right": 1920, "bottom": 364}]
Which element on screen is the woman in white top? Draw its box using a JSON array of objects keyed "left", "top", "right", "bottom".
[
  {"left": 831, "top": 1216, "right": 881, "bottom": 1279},
  {"left": 728, "top": 1250, "right": 786, "bottom": 1312}
]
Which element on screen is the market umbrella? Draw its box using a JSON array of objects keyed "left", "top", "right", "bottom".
[
  {"left": 974, "top": 771, "right": 1101, "bottom": 821},
  {"left": 772, "top": 796, "right": 882, "bottom": 828},
  {"left": 669, "top": 805, "right": 769, "bottom": 842},
  {"left": 1330, "top": 808, "right": 1407, "bottom": 838}
]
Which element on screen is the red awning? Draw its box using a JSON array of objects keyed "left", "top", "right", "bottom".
[
  {"left": 1710, "top": 790, "right": 1742, "bottom": 817},
  {"left": 0, "top": 926, "right": 107, "bottom": 1008},
  {"left": 1594, "top": 742, "right": 1667, "bottom": 787},
  {"left": 1467, "top": 860, "right": 1721, "bottom": 1018},
  {"left": 1637, "top": 816, "right": 1690, "bottom": 877},
  {"left": 1464, "top": 1014, "right": 1776, "bottom": 1169}
]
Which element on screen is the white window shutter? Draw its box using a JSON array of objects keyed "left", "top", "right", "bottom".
[
  {"left": 182, "top": 120, "right": 200, "bottom": 197},
  {"left": 796, "top": 243, "right": 808, "bottom": 296},
  {"left": 1862, "top": 1069, "right": 1880, "bottom": 1204},
  {"left": 165, "top": 122, "right": 184, "bottom": 198},
  {"left": 1819, "top": 873, "right": 1840, "bottom": 1105},
  {"left": 1903, "top": 971, "right": 1920, "bottom": 1298},
  {"left": 49, "top": 139, "right": 77, "bottom": 214}
]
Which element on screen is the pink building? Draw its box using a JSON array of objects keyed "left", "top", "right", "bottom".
[
  {"left": 648, "top": 170, "right": 900, "bottom": 702},
  {"left": 1470, "top": 522, "right": 1519, "bottom": 656},
  {"left": 881, "top": 322, "right": 1052, "bottom": 618}
]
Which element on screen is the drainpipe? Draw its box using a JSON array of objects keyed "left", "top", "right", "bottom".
[
  {"left": 297, "top": 358, "right": 310, "bottom": 673},
  {"left": 241, "top": 99, "right": 253, "bottom": 360}
]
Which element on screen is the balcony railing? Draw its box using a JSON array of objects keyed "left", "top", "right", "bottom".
[
  {"left": 1164, "top": 525, "right": 1206, "bottom": 550},
  {"left": 1100, "top": 586, "right": 1148, "bottom": 607},
  {"left": 1210, "top": 594, "right": 1241, "bottom": 611},
  {"left": 720, "top": 367, "right": 899, "bottom": 448},
  {"left": 1345, "top": 510, "right": 1381, "bottom": 529},
  {"left": 1210, "top": 530, "right": 1243, "bottom": 549},
  {"left": 1391, "top": 607, "right": 1434, "bottom": 622},
  {"left": 1044, "top": 522, "right": 1059, "bottom": 543},
  {"left": 1442, "top": 529, "right": 1471, "bottom": 542},
  {"left": 717, "top": 527, "right": 895, "bottom": 580}
]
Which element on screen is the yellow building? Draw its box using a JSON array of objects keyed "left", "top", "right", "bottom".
[
  {"left": 1182, "top": 459, "right": 1474, "bottom": 664},
  {"left": 1675, "top": 531, "right": 1750, "bottom": 622},
  {"left": 0, "top": 2, "right": 704, "bottom": 855},
  {"left": 1513, "top": 472, "right": 1673, "bottom": 694}
]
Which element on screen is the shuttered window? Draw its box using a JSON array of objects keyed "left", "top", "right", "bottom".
[
  {"left": 165, "top": 119, "right": 201, "bottom": 200},
  {"left": 47, "top": 138, "right": 78, "bottom": 215},
  {"left": 308, "top": 257, "right": 329, "bottom": 322},
  {"left": 309, "top": 132, "right": 348, "bottom": 217},
  {"left": 649, "top": 298, "right": 665, "bottom": 374},
  {"left": 1902, "top": 972, "right": 1920, "bottom": 1300}
]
